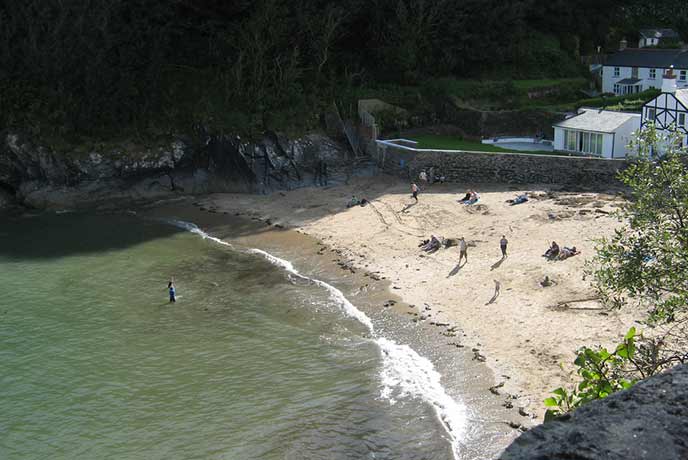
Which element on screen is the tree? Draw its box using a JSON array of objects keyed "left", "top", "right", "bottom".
[
  {"left": 545, "top": 125, "right": 688, "bottom": 419},
  {"left": 590, "top": 124, "right": 688, "bottom": 322}
]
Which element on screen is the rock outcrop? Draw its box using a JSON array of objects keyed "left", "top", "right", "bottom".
[
  {"left": 500, "top": 364, "right": 688, "bottom": 460},
  {"left": 0, "top": 131, "right": 353, "bottom": 209}
]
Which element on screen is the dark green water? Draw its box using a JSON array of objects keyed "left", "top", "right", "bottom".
[{"left": 0, "top": 212, "right": 473, "bottom": 459}]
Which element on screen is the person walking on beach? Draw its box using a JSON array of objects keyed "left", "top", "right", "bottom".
[
  {"left": 411, "top": 183, "right": 419, "bottom": 202},
  {"left": 500, "top": 235, "right": 508, "bottom": 258},
  {"left": 458, "top": 237, "right": 468, "bottom": 265},
  {"left": 321, "top": 161, "right": 328, "bottom": 186},
  {"left": 168, "top": 280, "right": 176, "bottom": 303}
]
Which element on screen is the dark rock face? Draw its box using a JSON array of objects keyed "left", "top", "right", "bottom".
[
  {"left": 0, "top": 131, "right": 351, "bottom": 209},
  {"left": 500, "top": 364, "right": 688, "bottom": 460}
]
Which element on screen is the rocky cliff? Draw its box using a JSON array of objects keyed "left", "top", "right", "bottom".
[
  {"left": 0, "top": 131, "right": 353, "bottom": 210},
  {"left": 500, "top": 364, "right": 688, "bottom": 460}
]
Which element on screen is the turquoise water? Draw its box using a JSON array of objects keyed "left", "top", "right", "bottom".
[{"left": 0, "top": 213, "right": 464, "bottom": 459}]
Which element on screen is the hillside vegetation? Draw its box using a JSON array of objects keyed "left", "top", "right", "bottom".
[{"left": 1, "top": 0, "right": 686, "bottom": 142}]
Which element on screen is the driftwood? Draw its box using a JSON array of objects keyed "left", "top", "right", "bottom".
[{"left": 549, "top": 296, "right": 602, "bottom": 311}]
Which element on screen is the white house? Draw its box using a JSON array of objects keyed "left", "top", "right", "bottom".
[
  {"left": 641, "top": 69, "right": 688, "bottom": 148},
  {"left": 553, "top": 109, "right": 640, "bottom": 158},
  {"left": 602, "top": 48, "right": 688, "bottom": 95},
  {"left": 638, "top": 28, "right": 680, "bottom": 48}
]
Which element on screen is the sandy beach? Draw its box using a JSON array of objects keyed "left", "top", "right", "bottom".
[{"left": 196, "top": 175, "right": 643, "bottom": 420}]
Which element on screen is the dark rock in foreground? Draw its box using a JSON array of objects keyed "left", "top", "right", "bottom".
[{"left": 500, "top": 364, "right": 688, "bottom": 460}]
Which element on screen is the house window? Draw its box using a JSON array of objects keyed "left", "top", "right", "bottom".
[
  {"left": 613, "top": 84, "right": 620, "bottom": 94},
  {"left": 680, "top": 70, "right": 687, "bottom": 82},
  {"left": 647, "top": 108, "right": 656, "bottom": 121},
  {"left": 613, "top": 67, "right": 620, "bottom": 77},
  {"left": 649, "top": 68, "right": 657, "bottom": 79},
  {"left": 579, "top": 132, "right": 604, "bottom": 155},
  {"left": 565, "top": 130, "right": 577, "bottom": 151},
  {"left": 680, "top": 113, "right": 686, "bottom": 128}
]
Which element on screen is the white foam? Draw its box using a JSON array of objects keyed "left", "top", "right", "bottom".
[
  {"left": 172, "top": 219, "right": 468, "bottom": 459},
  {"left": 377, "top": 337, "right": 467, "bottom": 456},
  {"left": 249, "top": 248, "right": 374, "bottom": 332},
  {"left": 166, "top": 219, "right": 234, "bottom": 248}
]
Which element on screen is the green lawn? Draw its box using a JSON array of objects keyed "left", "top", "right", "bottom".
[
  {"left": 511, "top": 78, "right": 587, "bottom": 90},
  {"left": 408, "top": 135, "right": 556, "bottom": 155}
]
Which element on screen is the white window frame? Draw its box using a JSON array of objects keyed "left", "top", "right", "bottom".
[
  {"left": 679, "top": 113, "right": 686, "bottom": 128},
  {"left": 649, "top": 68, "right": 657, "bottom": 79},
  {"left": 648, "top": 108, "right": 656, "bottom": 121},
  {"left": 579, "top": 132, "right": 604, "bottom": 155},
  {"left": 613, "top": 67, "right": 620, "bottom": 78},
  {"left": 564, "top": 130, "right": 577, "bottom": 151},
  {"left": 680, "top": 70, "right": 687, "bottom": 82}
]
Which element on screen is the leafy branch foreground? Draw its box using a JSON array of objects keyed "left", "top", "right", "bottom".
[
  {"left": 544, "top": 325, "right": 687, "bottom": 421},
  {"left": 545, "top": 126, "right": 688, "bottom": 418}
]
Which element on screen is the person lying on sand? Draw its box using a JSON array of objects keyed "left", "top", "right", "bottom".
[
  {"left": 506, "top": 193, "right": 528, "bottom": 205},
  {"left": 543, "top": 241, "right": 560, "bottom": 259},
  {"left": 346, "top": 196, "right": 369, "bottom": 208},
  {"left": 558, "top": 246, "right": 581, "bottom": 260}
]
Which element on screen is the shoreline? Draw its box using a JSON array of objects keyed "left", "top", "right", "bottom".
[
  {"left": 191, "top": 175, "right": 643, "bottom": 422},
  {"left": 143, "top": 200, "right": 524, "bottom": 457}
]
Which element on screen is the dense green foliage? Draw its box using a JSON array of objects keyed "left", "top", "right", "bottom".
[
  {"left": 570, "top": 88, "right": 661, "bottom": 112},
  {"left": 545, "top": 126, "right": 688, "bottom": 418},
  {"left": 1, "top": 0, "right": 686, "bottom": 140},
  {"left": 591, "top": 126, "right": 688, "bottom": 322}
]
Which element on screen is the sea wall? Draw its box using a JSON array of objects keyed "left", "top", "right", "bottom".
[
  {"left": 500, "top": 364, "right": 688, "bottom": 460},
  {"left": 376, "top": 144, "right": 630, "bottom": 188}
]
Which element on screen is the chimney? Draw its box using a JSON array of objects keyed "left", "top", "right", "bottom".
[
  {"left": 662, "top": 66, "right": 677, "bottom": 93},
  {"left": 619, "top": 38, "right": 628, "bottom": 51}
]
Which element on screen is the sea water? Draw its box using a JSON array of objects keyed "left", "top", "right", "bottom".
[{"left": 0, "top": 211, "right": 502, "bottom": 460}]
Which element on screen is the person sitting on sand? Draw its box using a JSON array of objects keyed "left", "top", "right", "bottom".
[
  {"left": 421, "top": 235, "right": 442, "bottom": 252},
  {"left": 543, "top": 241, "right": 560, "bottom": 259},
  {"left": 459, "top": 190, "right": 479, "bottom": 205},
  {"left": 558, "top": 246, "right": 581, "bottom": 260}
]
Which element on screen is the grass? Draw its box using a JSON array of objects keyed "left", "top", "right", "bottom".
[
  {"left": 408, "top": 134, "right": 557, "bottom": 155},
  {"left": 512, "top": 78, "right": 587, "bottom": 90}
]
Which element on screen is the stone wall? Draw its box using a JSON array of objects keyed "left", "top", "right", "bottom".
[{"left": 376, "top": 144, "right": 630, "bottom": 188}]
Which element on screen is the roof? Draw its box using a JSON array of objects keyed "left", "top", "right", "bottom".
[
  {"left": 617, "top": 78, "right": 642, "bottom": 85},
  {"left": 675, "top": 89, "right": 688, "bottom": 109},
  {"left": 553, "top": 109, "right": 640, "bottom": 134},
  {"left": 639, "top": 28, "right": 680, "bottom": 40},
  {"left": 606, "top": 49, "right": 688, "bottom": 69}
]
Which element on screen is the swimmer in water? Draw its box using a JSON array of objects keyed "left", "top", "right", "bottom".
[{"left": 168, "top": 280, "right": 176, "bottom": 303}]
